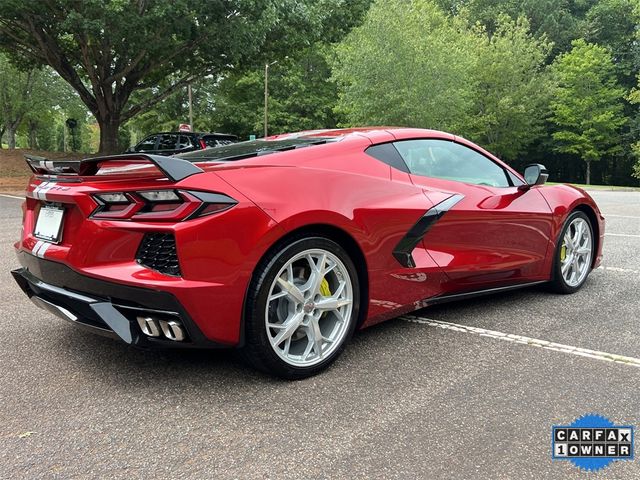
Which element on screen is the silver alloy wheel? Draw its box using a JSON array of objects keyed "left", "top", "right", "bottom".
[
  {"left": 560, "top": 217, "right": 593, "bottom": 287},
  {"left": 265, "top": 248, "right": 354, "bottom": 367}
]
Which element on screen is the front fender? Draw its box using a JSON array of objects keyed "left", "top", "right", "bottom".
[{"left": 537, "top": 184, "right": 605, "bottom": 270}]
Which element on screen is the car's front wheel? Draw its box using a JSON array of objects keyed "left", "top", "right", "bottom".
[
  {"left": 549, "top": 211, "right": 595, "bottom": 293},
  {"left": 242, "top": 237, "right": 360, "bottom": 379}
]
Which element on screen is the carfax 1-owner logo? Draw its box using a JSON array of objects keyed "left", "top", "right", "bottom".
[{"left": 552, "top": 414, "right": 634, "bottom": 472}]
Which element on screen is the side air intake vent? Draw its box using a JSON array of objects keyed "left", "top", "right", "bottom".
[{"left": 136, "top": 233, "right": 181, "bottom": 276}]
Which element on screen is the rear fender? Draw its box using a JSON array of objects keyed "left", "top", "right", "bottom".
[{"left": 218, "top": 165, "right": 454, "bottom": 326}]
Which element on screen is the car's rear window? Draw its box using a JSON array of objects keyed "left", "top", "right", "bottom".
[{"left": 178, "top": 137, "right": 335, "bottom": 163}]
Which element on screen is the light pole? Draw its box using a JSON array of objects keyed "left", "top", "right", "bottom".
[{"left": 264, "top": 60, "right": 278, "bottom": 138}]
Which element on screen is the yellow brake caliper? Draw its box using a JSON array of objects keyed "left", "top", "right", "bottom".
[
  {"left": 319, "top": 278, "right": 332, "bottom": 319},
  {"left": 560, "top": 242, "right": 567, "bottom": 262},
  {"left": 319, "top": 277, "right": 331, "bottom": 297}
]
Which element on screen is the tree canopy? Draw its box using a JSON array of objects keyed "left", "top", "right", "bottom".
[
  {"left": 550, "top": 40, "right": 627, "bottom": 184},
  {"left": 332, "top": 1, "right": 552, "bottom": 162},
  {"left": 464, "top": 16, "right": 553, "bottom": 160},
  {"left": 0, "top": 0, "right": 332, "bottom": 152},
  {"left": 0, "top": 54, "right": 35, "bottom": 149},
  {"left": 333, "top": 0, "right": 480, "bottom": 133},
  {"left": 0, "top": 0, "right": 639, "bottom": 186}
]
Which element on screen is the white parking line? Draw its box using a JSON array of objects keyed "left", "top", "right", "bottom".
[
  {"left": 605, "top": 233, "right": 640, "bottom": 238},
  {"left": 402, "top": 315, "right": 640, "bottom": 368},
  {"left": 598, "top": 266, "right": 639, "bottom": 275},
  {"left": 0, "top": 193, "right": 23, "bottom": 200},
  {"left": 605, "top": 215, "right": 640, "bottom": 219}
]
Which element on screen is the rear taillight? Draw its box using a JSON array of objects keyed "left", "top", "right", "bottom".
[{"left": 90, "top": 190, "right": 236, "bottom": 221}]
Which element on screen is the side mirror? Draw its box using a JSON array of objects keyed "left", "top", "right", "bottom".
[{"left": 520, "top": 164, "right": 549, "bottom": 190}]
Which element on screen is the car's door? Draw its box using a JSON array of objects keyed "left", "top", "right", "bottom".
[{"left": 393, "top": 139, "right": 554, "bottom": 287}]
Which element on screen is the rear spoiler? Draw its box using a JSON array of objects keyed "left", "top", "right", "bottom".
[{"left": 24, "top": 153, "right": 204, "bottom": 182}]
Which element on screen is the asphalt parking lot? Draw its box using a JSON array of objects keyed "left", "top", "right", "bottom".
[{"left": 0, "top": 190, "right": 639, "bottom": 479}]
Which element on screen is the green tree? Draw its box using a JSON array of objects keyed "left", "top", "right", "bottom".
[
  {"left": 125, "top": 76, "right": 218, "bottom": 144},
  {"left": 209, "top": 0, "right": 372, "bottom": 139},
  {"left": 628, "top": 75, "right": 640, "bottom": 179},
  {"left": 631, "top": 142, "right": 640, "bottom": 179},
  {"left": 584, "top": 0, "right": 638, "bottom": 88},
  {"left": 333, "top": 1, "right": 552, "bottom": 159},
  {"left": 212, "top": 45, "right": 342, "bottom": 138},
  {"left": 17, "top": 67, "right": 89, "bottom": 150},
  {"left": 0, "top": 0, "right": 329, "bottom": 153},
  {"left": 464, "top": 16, "right": 552, "bottom": 160},
  {"left": 436, "top": 0, "right": 595, "bottom": 54},
  {"left": 211, "top": 70, "right": 263, "bottom": 139},
  {"left": 0, "top": 54, "right": 36, "bottom": 149},
  {"left": 332, "top": 0, "right": 480, "bottom": 132},
  {"left": 550, "top": 40, "right": 626, "bottom": 184}
]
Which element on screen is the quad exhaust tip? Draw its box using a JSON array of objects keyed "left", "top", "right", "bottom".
[{"left": 136, "top": 316, "right": 186, "bottom": 342}]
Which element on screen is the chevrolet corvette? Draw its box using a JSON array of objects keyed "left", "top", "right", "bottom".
[{"left": 11, "top": 128, "right": 605, "bottom": 379}]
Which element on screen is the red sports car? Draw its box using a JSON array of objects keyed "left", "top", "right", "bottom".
[{"left": 12, "top": 128, "right": 605, "bottom": 379}]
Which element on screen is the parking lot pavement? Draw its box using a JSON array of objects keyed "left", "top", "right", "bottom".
[{"left": 1, "top": 191, "right": 639, "bottom": 479}]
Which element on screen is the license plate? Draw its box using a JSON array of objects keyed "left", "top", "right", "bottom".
[{"left": 34, "top": 205, "right": 65, "bottom": 243}]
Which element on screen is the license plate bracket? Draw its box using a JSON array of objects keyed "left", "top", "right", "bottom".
[{"left": 34, "top": 205, "right": 65, "bottom": 243}]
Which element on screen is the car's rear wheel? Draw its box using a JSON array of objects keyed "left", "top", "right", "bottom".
[
  {"left": 549, "top": 211, "right": 594, "bottom": 293},
  {"left": 242, "top": 237, "right": 360, "bottom": 379}
]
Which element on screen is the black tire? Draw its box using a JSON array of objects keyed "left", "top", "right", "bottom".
[
  {"left": 548, "top": 211, "right": 594, "bottom": 294},
  {"left": 241, "top": 236, "right": 360, "bottom": 380}
]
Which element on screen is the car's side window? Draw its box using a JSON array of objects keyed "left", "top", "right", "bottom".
[
  {"left": 136, "top": 135, "right": 157, "bottom": 152},
  {"left": 177, "top": 135, "right": 193, "bottom": 150},
  {"left": 157, "top": 134, "right": 178, "bottom": 151},
  {"left": 394, "top": 139, "right": 511, "bottom": 188}
]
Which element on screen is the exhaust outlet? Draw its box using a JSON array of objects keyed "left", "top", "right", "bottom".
[
  {"left": 136, "top": 316, "right": 161, "bottom": 337},
  {"left": 159, "top": 320, "right": 186, "bottom": 342}
]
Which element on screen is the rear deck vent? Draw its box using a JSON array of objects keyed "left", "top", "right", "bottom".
[{"left": 136, "top": 233, "right": 181, "bottom": 276}]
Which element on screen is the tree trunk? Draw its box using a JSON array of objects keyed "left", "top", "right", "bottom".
[
  {"left": 97, "top": 116, "right": 121, "bottom": 154},
  {"left": 585, "top": 161, "right": 591, "bottom": 185},
  {"left": 28, "top": 122, "right": 37, "bottom": 149},
  {"left": 6, "top": 126, "right": 16, "bottom": 149}
]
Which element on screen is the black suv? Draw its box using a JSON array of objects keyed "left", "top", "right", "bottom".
[{"left": 126, "top": 132, "right": 238, "bottom": 156}]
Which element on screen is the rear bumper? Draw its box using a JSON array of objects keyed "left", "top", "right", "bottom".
[{"left": 12, "top": 253, "right": 228, "bottom": 349}]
